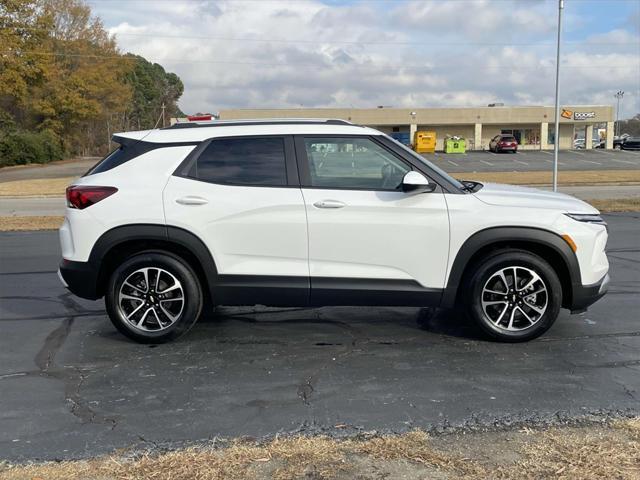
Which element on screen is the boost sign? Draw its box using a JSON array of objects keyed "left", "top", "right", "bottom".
[
  {"left": 561, "top": 109, "right": 596, "bottom": 121},
  {"left": 574, "top": 111, "right": 596, "bottom": 120}
]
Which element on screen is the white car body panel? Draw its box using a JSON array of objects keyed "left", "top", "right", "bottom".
[
  {"left": 445, "top": 188, "right": 608, "bottom": 286},
  {"left": 301, "top": 188, "right": 450, "bottom": 288},
  {"left": 163, "top": 176, "right": 309, "bottom": 277},
  {"left": 60, "top": 145, "right": 195, "bottom": 262}
]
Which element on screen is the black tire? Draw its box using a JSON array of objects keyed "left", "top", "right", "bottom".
[
  {"left": 464, "top": 250, "right": 562, "bottom": 342},
  {"left": 105, "top": 251, "right": 203, "bottom": 343}
]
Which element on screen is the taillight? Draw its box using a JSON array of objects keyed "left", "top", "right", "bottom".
[{"left": 66, "top": 186, "right": 117, "bottom": 209}]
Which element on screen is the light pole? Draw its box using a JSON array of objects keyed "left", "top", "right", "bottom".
[
  {"left": 552, "top": 0, "right": 564, "bottom": 193},
  {"left": 614, "top": 90, "right": 624, "bottom": 136}
]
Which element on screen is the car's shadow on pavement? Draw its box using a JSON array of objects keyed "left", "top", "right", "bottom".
[{"left": 195, "top": 305, "right": 486, "bottom": 343}]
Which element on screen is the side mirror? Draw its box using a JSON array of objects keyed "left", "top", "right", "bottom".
[{"left": 402, "top": 171, "right": 436, "bottom": 193}]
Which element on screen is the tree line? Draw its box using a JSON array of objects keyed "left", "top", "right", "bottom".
[{"left": 0, "top": 0, "right": 185, "bottom": 167}]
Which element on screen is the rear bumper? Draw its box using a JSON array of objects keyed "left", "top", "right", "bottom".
[
  {"left": 58, "top": 259, "right": 100, "bottom": 300},
  {"left": 570, "top": 273, "right": 609, "bottom": 314}
]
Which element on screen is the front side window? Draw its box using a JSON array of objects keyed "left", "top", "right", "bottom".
[
  {"left": 303, "top": 137, "right": 410, "bottom": 190},
  {"left": 195, "top": 137, "right": 287, "bottom": 186}
]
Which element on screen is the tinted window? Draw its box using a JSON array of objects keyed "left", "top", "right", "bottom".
[
  {"left": 501, "top": 136, "right": 516, "bottom": 142},
  {"left": 85, "top": 143, "right": 147, "bottom": 175},
  {"left": 195, "top": 137, "right": 287, "bottom": 186},
  {"left": 304, "top": 137, "right": 410, "bottom": 190}
]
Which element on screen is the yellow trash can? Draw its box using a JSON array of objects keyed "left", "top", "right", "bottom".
[{"left": 414, "top": 131, "right": 436, "bottom": 153}]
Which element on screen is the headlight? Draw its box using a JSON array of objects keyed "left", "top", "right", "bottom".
[{"left": 565, "top": 213, "right": 607, "bottom": 227}]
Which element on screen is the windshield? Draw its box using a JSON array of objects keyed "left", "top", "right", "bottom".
[{"left": 386, "top": 136, "right": 465, "bottom": 190}]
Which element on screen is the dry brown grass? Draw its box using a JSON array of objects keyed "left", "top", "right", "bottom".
[
  {"left": 459, "top": 169, "right": 640, "bottom": 186},
  {"left": 587, "top": 197, "right": 640, "bottom": 212},
  {"left": 2, "top": 420, "right": 639, "bottom": 480},
  {"left": 0, "top": 177, "right": 73, "bottom": 197},
  {"left": 0, "top": 216, "right": 64, "bottom": 231}
]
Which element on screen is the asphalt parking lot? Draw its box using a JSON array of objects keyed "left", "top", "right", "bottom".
[
  {"left": 1, "top": 214, "right": 639, "bottom": 461},
  {"left": 426, "top": 148, "right": 640, "bottom": 173}
]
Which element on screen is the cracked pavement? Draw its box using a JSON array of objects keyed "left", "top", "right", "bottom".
[{"left": 1, "top": 213, "right": 639, "bottom": 461}]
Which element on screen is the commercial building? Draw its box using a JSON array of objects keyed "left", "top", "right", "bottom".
[{"left": 218, "top": 105, "right": 615, "bottom": 150}]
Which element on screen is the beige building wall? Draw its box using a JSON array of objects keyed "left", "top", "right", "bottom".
[{"left": 218, "top": 105, "right": 615, "bottom": 150}]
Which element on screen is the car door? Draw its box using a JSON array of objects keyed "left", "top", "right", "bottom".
[
  {"left": 295, "top": 135, "right": 450, "bottom": 305},
  {"left": 164, "top": 135, "right": 309, "bottom": 303}
]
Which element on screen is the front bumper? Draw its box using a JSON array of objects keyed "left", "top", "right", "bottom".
[
  {"left": 570, "top": 273, "right": 609, "bottom": 314},
  {"left": 58, "top": 259, "right": 101, "bottom": 300}
]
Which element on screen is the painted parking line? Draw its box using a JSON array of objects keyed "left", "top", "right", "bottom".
[
  {"left": 513, "top": 159, "right": 529, "bottom": 165},
  {"left": 541, "top": 151, "right": 553, "bottom": 155},
  {"left": 448, "top": 160, "right": 460, "bottom": 166},
  {"left": 579, "top": 159, "right": 602, "bottom": 165},
  {"left": 480, "top": 159, "right": 494, "bottom": 166},
  {"left": 571, "top": 150, "right": 586, "bottom": 156}
]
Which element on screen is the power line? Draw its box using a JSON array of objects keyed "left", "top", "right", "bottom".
[
  {"left": 7, "top": 25, "right": 637, "bottom": 47},
  {"left": 4, "top": 50, "right": 638, "bottom": 71}
]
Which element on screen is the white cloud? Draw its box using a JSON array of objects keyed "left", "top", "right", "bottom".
[{"left": 95, "top": 0, "right": 640, "bottom": 116}]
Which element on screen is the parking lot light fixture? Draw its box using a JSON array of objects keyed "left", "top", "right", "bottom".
[
  {"left": 553, "top": 0, "right": 564, "bottom": 193},
  {"left": 614, "top": 91, "right": 625, "bottom": 136}
]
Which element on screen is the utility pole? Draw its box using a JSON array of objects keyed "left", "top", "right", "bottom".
[
  {"left": 614, "top": 91, "right": 624, "bottom": 136},
  {"left": 552, "top": 0, "right": 564, "bottom": 193},
  {"left": 161, "top": 102, "right": 166, "bottom": 128}
]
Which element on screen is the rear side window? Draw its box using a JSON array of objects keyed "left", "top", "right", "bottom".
[
  {"left": 85, "top": 141, "right": 167, "bottom": 176},
  {"left": 85, "top": 144, "right": 136, "bottom": 176},
  {"left": 194, "top": 137, "right": 287, "bottom": 186}
]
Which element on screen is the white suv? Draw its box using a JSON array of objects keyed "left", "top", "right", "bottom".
[{"left": 58, "top": 119, "right": 609, "bottom": 343}]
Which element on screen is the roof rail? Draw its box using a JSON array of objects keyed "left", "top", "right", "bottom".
[{"left": 162, "top": 118, "right": 354, "bottom": 130}]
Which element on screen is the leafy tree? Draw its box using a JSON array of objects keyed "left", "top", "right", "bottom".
[
  {"left": 619, "top": 114, "right": 640, "bottom": 137},
  {"left": 0, "top": 0, "right": 186, "bottom": 162},
  {"left": 124, "top": 55, "right": 184, "bottom": 130}
]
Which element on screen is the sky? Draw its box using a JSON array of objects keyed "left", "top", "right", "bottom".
[{"left": 88, "top": 0, "right": 640, "bottom": 117}]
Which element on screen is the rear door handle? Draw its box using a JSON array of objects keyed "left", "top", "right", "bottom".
[
  {"left": 313, "top": 200, "right": 346, "bottom": 209},
  {"left": 176, "top": 196, "right": 208, "bottom": 206}
]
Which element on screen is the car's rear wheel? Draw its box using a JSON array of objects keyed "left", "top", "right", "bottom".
[
  {"left": 105, "top": 251, "right": 203, "bottom": 343},
  {"left": 465, "top": 250, "right": 561, "bottom": 342}
]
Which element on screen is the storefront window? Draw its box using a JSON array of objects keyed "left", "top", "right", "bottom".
[
  {"left": 501, "top": 128, "right": 539, "bottom": 145},
  {"left": 548, "top": 126, "right": 555, "bottom": 145},
  {"left": 524, "top": 129, "right": 540, "bottom": 145}
]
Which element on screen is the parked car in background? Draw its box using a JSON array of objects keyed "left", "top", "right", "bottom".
[
  {"left": 573, "top": 139, "right": 585, "bottom": 149},
  {"left": 621, "top": 137, "right": 640, "bottom": 150},
  {"left": 58, "top": 119, "right": 609, "bottom": 344},
  {"left": 489, "top": 134, "right": 518, "bottom": 153}
]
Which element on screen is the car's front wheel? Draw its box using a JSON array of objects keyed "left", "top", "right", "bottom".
[
  {"left": 465, "top": 250, "right": 562, "bottom": 342},
  {"left": 105, "top": 251, "right": 203, "bottom": 343}
]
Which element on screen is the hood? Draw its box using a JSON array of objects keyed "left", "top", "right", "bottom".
[{"left": 472, "top": 182, "right": 598, "bottom": 213}]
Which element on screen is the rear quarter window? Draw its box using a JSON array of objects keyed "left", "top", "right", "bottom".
[{"left": 191, "top": 137, "right": 288, "bottom": 186}]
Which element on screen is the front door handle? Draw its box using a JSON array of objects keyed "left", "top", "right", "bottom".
[
  {"left": 176, "top": 196, "right": 208, "bottom": 206},
  {"left": 314, "top": 199, "right": 346, "bottom": 209}
]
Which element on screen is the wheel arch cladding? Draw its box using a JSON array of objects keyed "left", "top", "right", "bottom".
[
  {"left": 91, "top": 224, "right": 217, "bottom": 300},
  {"left": 441, "top": 227, "right": 581, "bottom": 309}
]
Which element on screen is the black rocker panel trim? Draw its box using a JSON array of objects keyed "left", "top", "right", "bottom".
[
  {"left": 441, "top": 226, "right": 582, "bottom": 309},
  {"left": 214, "top": 275, "right": 310, "bottom": 307}
]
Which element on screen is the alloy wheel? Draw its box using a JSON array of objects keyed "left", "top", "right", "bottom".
[
  {"left": 118, "top": 267, "right": 185, "bottom": 332},
  {"left": 480, "top": 266, "right": 548, "bottom": 332}
]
